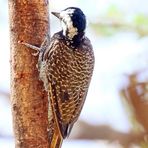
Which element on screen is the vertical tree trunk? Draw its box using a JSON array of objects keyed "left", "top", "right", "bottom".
[{"left": 9, "top": 0, "right": 50, "bottom": 147}]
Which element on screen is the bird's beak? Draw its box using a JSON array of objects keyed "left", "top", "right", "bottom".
[{"left": 51, "top": 12, "right": 61, "bottom": 19}]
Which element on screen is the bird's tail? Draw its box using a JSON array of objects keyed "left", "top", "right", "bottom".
[
  {"left": 50, "top": 129, "right": 63, "bottom": 148},
  {"left": 48, "top": 84, "right": 63, "bottom": 148}
]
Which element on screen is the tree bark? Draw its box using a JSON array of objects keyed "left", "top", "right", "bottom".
[{"left": 9, "top": 0, "right": 50, "bottom": 147}]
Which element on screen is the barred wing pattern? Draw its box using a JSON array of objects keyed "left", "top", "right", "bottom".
[{"left": 39, "top": 34, "right": 94, "bottom": 138}]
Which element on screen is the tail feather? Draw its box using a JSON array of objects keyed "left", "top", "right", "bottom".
[{"left": 50, "top": 131, "right": 63, "bottom": 148}]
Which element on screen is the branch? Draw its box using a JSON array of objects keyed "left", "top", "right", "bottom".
[
  {"left": 9, "top": 0, "right": 50, "bottom": 147},
  {"left": 70, "top": 120, "right": 146, "bottom": 147},
  {"left": 91, "top": 19, "right": 148, "bottom": 36}
]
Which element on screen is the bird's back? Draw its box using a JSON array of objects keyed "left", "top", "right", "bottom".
[{"left": 39, "top": 31, "right": 94, "bottom": 138}]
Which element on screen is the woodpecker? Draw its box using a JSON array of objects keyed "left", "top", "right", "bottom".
[{"left": 20, "top": 7, "right": 94, "bottom": 148}]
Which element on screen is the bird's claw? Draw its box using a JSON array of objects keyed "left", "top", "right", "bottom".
[
  {"left": 18, "top": 40, "right": 41, "bottom": 56},
  {"left": 32, "top": 50, "right": 40, "bottom": 56}
]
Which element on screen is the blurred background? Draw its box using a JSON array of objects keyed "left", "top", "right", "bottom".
[{"left": 0, "top": 0, "right": 148, "bottom": 147}]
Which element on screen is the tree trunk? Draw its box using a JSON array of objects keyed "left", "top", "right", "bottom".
[{"left": 9, "top": 0, "right": 50, "bottom": 147}]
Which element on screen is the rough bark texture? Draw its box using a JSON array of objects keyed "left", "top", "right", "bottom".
[{"left": 9, "top": 0, "right": 50, "bottom": 147}]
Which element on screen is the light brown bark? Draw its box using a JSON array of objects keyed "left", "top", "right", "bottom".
[{"left": 9, "top": 0, "right": 50, "bottom": 147}]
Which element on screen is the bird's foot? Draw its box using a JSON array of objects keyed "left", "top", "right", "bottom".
[{"left": 18, "top": 40, "right": 41, "bottom": 56}]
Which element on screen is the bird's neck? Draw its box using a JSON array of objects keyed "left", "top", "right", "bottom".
[
  {"left": 65, "top": 31, "right": 85, "bottom": 48},
  {"left": 57, "top": 31, "right": 85, "bottom": 48},
  {"left": 64, "top": 29, "right": 85, "bottom": 47}
]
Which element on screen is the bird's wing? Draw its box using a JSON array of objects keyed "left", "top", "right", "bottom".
[
  {"left": 48, "top": 81, "right": 90, "bottom": 139},
  {"left": 42, "top": 37, "right": 94, "bottom": 138}
]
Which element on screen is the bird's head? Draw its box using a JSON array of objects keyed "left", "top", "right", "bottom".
[{"left": 52, "top": 7, "right": 86, "bottom": 40}]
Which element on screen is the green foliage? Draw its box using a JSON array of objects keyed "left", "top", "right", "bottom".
[
  {"left": 90, "top": 4, "right": 148, "bottom": 37},
  {"left": 134, "top": 14, "right": 148, "bottom": 26},
  {"left": 106, "top": 4, "right": 124, "bottom": 19}
]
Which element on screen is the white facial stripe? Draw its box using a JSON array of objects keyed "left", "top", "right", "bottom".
[
  {"left": 61, "top": 21, "right": 67, "bottom": 36},
  {"left": 60, "top": 9, "right": 78, "bottom": 39},
  {"left": 60, "top": 9, "right": 75, "bottom": 17}
]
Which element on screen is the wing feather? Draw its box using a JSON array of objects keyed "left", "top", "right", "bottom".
[{"left": 40, "top": 35, "right": 94, "bottom": 138}]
